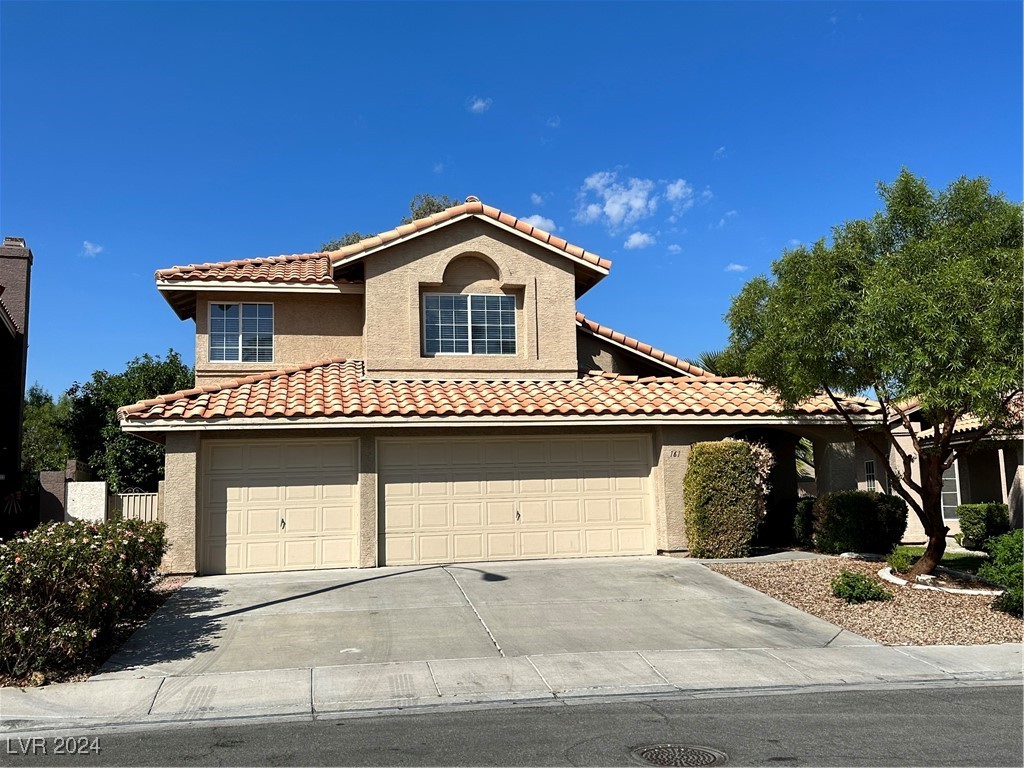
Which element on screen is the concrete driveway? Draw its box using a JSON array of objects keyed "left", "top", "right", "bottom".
[{"left": 96, "top": 556, "right": 869, "bottom": 680}]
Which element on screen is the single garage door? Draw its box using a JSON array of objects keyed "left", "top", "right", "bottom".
[
  {"left": 202, "top": 438, "right": 359, "bottom": 574},
  {"left": 380, "top": 435, "right": 653, "bottom": 565}
]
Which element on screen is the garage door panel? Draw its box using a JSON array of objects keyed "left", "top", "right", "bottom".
[
  {"left": 553, "top": 499, "right": 582, "bottom": 523},
  {"left": 486, "top": 501, "right": 516, "bottom": 525},
  {"left": 381, "top": 436, "right": 652, "bottom": 566},
  {"left": 202, "top": 439, "right": 359, "bottom": 574},
  {"left": 486, "top": 532, "right": 517, "bottom": 559},
  {"left": 453, "top": 533, "right": 484, "bottom": 560},
  {"left": 246, "top": 508, "right": 280, "bottom": 536},
  {"left": 519, "top": 499, "right": 549, "bottom": 525},
  {"left": 321, "top": 538, "right": 357, "bottom": 568},
  {"left": 584, "top": 529, "right": 615, "bottom": 554},
  {"left": 418, "top": 535, "right": 450, "bottom": 562},
  {"left": 553, "top": 530, "right": 583, "bottom": 555},
  {"left": 418, "top": 503, "right": 449, "bottom": 528},
  {"left": 617, "top": 528, "right": 648, "bottom": 553},
  {"left": 322, "top": 506, "right": 355, "bottom": 532},
  {"left": 453, "top": 502, "right": 483, "bottom": 527},
  {"left": 208, "top": 444, "right": 245, "bottom": 471},
  {"left": 284, "top": 539, "right": 316, "bottom": 568},
  {"left": 284, "top": 507, "right": 317, "bottom": 534},
  {"left": 245, "top": 541, "right": 281, "bottom": 570}
]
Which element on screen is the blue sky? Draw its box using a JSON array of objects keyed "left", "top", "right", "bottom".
[{"left": 2, "top": 1, "right": 1020, "bottom": 397}]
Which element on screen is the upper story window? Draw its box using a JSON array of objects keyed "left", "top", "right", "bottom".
[
  {"left": 210, "top": 303, "right": 273, "bottom": 362},
  {"left": 423, "top": 294, "right": 516, "bottom": 355}
]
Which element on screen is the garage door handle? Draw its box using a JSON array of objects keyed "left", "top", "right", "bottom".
[
  {"left": 515, "top": 510, "right": 521, "bottom": 522},
  {"left": 280, "top": 518, "right": 286, "bottom": 530}
]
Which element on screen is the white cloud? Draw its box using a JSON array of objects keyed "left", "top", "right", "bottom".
[
  {"left": 714, "top": 210, "right": 738, "bottom": 229},
  {"left": 81, "top": 241, "right": 103, "bottom": 257},
  {"left": 624, "top": 231, "right": 656, "bottom": 250},
  {"left": 576, "top": 171, "right": 659, "bottom": 229},
  {"left": 713, "top": 146, "right": 727, "bottom": 160},
  {"left": 521, "top": 214, "right": 556, "bottom": 232},
  {"left": 700, "top": 187, "right": 714, "bottom": 203},
  {"left": 546, "top": 115, "right": 561, "bottom": 128},
  {"left": 665, "top": 178, "right": 695, "bottom": 214},
  {"left": 725, "top": 262, "right": 748, "bottom": 272},
  {"left": 433, "top": 162, "right": 444, "bottom": 174},
  {"left": 667, "top": 244, "right": 682, "bottom": 254},
  {"left": 530, "top": 193, "right": 544, "bottom": 205},
  {"left": 787, "top": 238, "right": 802, "bottom": 248},
  {"left": 467, "top": 96, "right": 492, "bottom": 114}
]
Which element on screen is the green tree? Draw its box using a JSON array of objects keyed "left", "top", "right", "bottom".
[
  {"left": 320, "top": 194, "right": 460, "bottom": 251},
  {"left": 694, "top": 348, "right": 746, "bottom": 377},
  {"left": 65, "top": 351, "right": 193, "bottom": 493},
  {"left": 20, "top": 384, "right": 72, "bottom": 475},
  {"left": 725, "top": 170, "right": 1022, "bottom": 576}
]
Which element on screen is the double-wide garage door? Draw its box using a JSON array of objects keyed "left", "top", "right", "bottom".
[
  {"left": 380, "top": 435, "right": 654, "bottom": 565},
  {"left": 201, "top": 439, "right": 360, "bottom": 574}
]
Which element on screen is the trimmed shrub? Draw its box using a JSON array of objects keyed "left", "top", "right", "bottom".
[
  {"left": 957, "top": 503, "right": 1010, "bottom": 551},
  {"left": 683, "top": 441, "right": 765, "bottom": 558},
  {"left": 831, "top": 570, "right": 894, "bottom": 603},
  {"left": 979, "top": 530, "right": 1023, "bottom": 616},
  {"left": 887, "top": 546, "right": 915, "bottom": 574},
  {"left": 793, "top": 498, "right": 816, "bottom": 548},
  {"left": 0, "top": 518, "right": 167, "bottom": 679},
  {"left": 812, "top": 491, "right": 908, "bottom": 555}
]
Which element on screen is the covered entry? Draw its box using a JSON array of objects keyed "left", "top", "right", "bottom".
[{"left": 379, "top": 435, "right": 654, "bottom": 565}]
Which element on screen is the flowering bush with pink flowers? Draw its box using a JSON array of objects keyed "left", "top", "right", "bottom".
[{"left": 0, "top": 518, "right": 166, "bottom": 679}]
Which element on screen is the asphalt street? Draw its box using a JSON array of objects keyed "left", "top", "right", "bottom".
[{"left": 3, "top": 683, "right": 1021, "bottom": 767}]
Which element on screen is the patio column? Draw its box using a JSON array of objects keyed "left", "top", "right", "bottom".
[{"left": 998, "top": 447, "right": 1009, "bottom": 506}]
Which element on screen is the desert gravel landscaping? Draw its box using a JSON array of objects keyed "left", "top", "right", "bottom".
[{"left": 708, "top": 557, "right": 1023, "bottom": 646}]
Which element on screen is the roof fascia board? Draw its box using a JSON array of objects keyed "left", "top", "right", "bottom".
[
  {"left": 576, "top": 323, "right": 692, "bottom": 376},
  {"left": 122, "top": 413, "right": 876, "bottom": 432},
  {"left": 157, "top": 281, "right": 364, "bottom": 294},
  {"left": 0, "top": 307, "right": 17, "bottom": 337},
  {"left": 331, "top": 213, "right": 610, "bottom": 277}
]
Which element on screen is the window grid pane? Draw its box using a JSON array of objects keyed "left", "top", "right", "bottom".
[{"left": 209, "top": 303, "right": 272, "bottom": 362}]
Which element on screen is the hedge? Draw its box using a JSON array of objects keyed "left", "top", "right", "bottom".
[
  {"left": 683, "top": 441, "right": 765, "bottom": 558},
  {"left": 0, "top": 518, "right": 167, "bottom": 679},
  {"left": 979, "top": 529, "right": 1023, "bottom": 617},
  {"left": 957, "top": 503, "right": 1010, "bottom": 551},
  {"left": 812, "top": 490, "right": 908, "bottom": 555},
  {"left": 793, "top": 498, "right": 816, "bottom": 548}
]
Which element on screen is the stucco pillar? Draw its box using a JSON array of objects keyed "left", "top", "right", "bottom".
[
  {"left": 162, "top": 432, "right": 199, "bottom": 574},
  {"left": 358, "top": 435, "right": 378, "bottom": 567}
]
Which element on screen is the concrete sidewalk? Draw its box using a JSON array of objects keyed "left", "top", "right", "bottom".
[{"left": 2, "top": 643, "right": 1020, "bottom": 734}]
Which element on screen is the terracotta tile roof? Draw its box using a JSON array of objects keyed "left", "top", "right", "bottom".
[
  {"left": 576, "top": 312, "right": 707, "bottom": 377},
  {"left": 119, "top": 358, "right": 880, "bottom": 423},
  {"left": 156, "top": 253, "right": 336, "bottom": 284},
  {"left": 326, "top": 197, "right": 611, "bottom": 272},
  {"left": 153, "top": 197, "right": 609, "bottom": 284}
]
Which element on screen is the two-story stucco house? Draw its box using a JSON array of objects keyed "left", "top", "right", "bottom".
[{"left": 120, "top": 197, "right": 878, "bottom": 575}]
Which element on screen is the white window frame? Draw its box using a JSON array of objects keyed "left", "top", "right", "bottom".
[
  {"left": 941, "top": 459, "right": 962, "bottom": 520},
  {"left": 865, "top": 460, "right": 877, "bottom": 492},
  {"left": 208, "top": 302, "right": 274, "bottom": 363},
  {"left": 421, "top": 293, "right": 517, "bottom": 356}
]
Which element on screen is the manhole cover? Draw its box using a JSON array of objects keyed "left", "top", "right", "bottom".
[{"left": 630, "top": 744, "right": 728, "bottom": 767}]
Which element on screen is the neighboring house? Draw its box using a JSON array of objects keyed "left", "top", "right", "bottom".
[
  {"left": 835, "top": 403, "right": 1023, "bottom": 542},
  {"left": 120, "top": 197, "right": 878, "bottom": 574},
  {"left": 0, "top": 237, "right": 33, "bottom": 502}
]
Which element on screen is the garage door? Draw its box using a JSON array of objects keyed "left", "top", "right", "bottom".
[
  {"left": 380, "top": 435, "right": 653, "bottom": 565},
  {"left": 201, "top": 439, "right": 359, "bottom": 574}
]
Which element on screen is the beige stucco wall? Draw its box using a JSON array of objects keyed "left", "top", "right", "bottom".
[
  {"left": 362, "top": 219, "right": 578, "bottom": 379},
  {"left": 194, "top": 292, "right": 364, "bottom": 386},
  {"left": 162, "top": 432, "right": 199, "bottom": 573}
]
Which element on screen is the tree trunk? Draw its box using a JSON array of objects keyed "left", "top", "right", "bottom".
[{"left": 906, "top": 455, "right": 949, "bottom": 579}]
